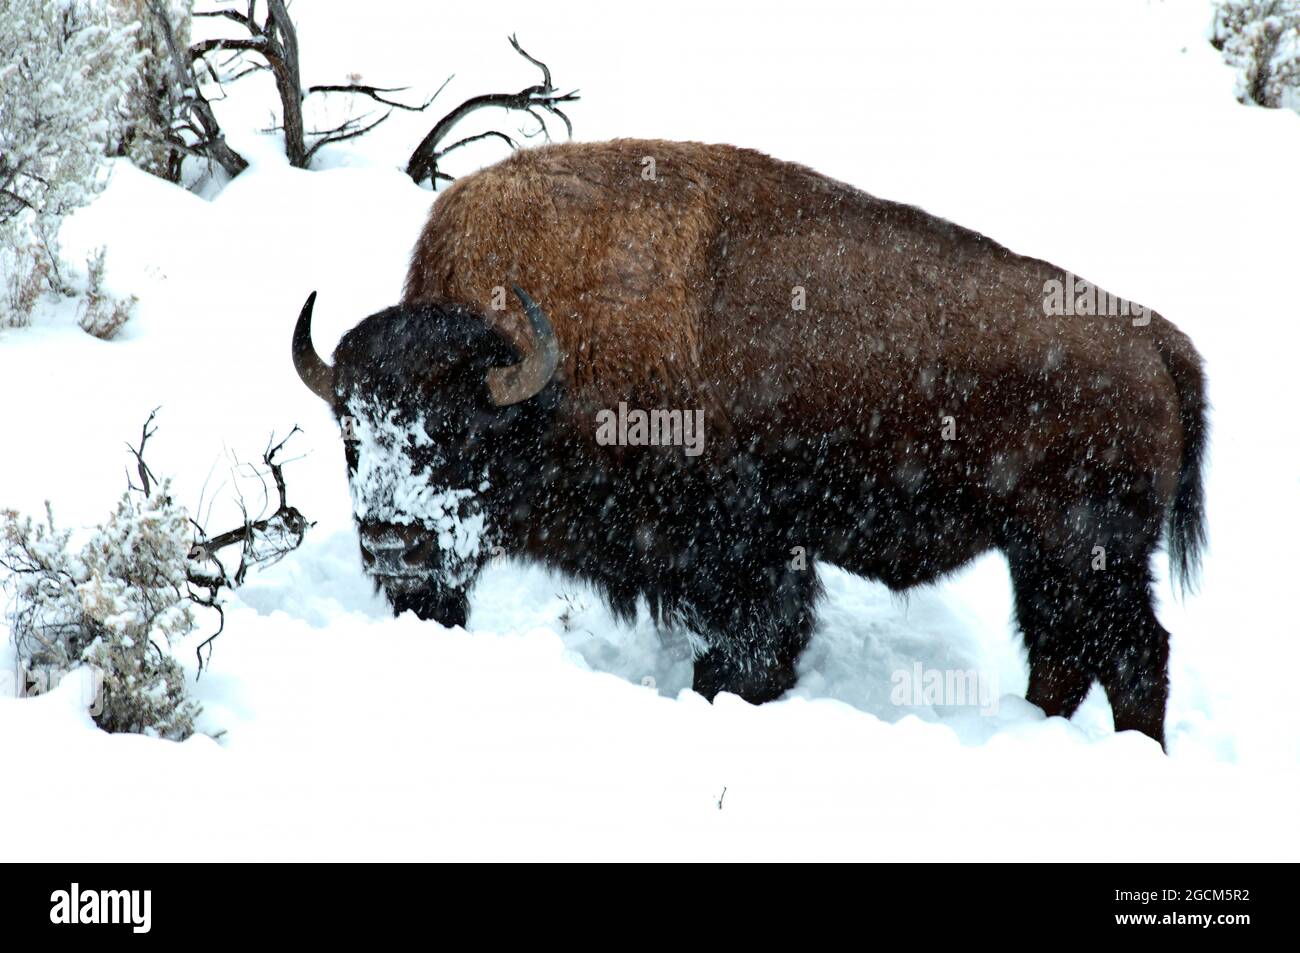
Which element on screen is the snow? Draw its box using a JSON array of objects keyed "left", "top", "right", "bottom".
[{"left": 2, "top": 0, "right": 1299, "bottom": 859}]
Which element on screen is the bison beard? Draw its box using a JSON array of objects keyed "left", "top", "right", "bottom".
[{"left": 293, "top": 139, "right": 1208, "bottom": 749}]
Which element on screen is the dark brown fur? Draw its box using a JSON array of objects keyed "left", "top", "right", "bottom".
[{"left": 343, "top": 139, "right": 1207, "bottom": 745}]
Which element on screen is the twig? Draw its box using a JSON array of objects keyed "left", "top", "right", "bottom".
[{"left": 126, "top": 407, "right": 161, "bottom": 496}]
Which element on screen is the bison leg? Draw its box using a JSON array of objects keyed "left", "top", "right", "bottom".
[
  {"left": 1095, "top": 601, "right": 1170, "bottom": 747},
  {"left": 1009, "top": 549, "right": 1168, "bottom": 747},
  {"left": 687, "top": 560, "right": 821, "bottom": 704},
  {"left": 1025, "top": 642, "right": 1095, "bottom": 721},
  {"left": 1010, "top": 555, "right": 1095, "bottom": 720},
  {"left": 1086, "top": 565, "right": 1170, "bottom": 748}
]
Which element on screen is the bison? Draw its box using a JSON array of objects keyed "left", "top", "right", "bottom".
[{"left": 292, "top": 139, "right": 1207, "bottom": 747}]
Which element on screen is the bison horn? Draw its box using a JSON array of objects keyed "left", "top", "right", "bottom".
[
  {"left": 486, "top": 285, "right": 561, "bottom": 406},
  {"left": 292, "top": 291, "right": 335, "bottom": 403}
]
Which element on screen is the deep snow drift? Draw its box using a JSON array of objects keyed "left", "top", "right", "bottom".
[{"left": 1, "top": 0, "right": 1298, "bottom": 860}]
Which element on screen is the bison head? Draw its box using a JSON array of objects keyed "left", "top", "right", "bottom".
[{"left": 292, "top": 286, "right": 560, "bottom": 627}]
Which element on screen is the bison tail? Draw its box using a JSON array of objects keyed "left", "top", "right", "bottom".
[{"left": 1152, "top": 319, "right": 1209, "bottom": 595}]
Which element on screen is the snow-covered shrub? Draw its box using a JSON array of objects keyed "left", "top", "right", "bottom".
[
  {"left": 78, "top": 248, "right": 137, "bottom": 339},
  {"left": 2, "top": 233, "right": 51, "bottom": 323},
  {"left": 1212, "top": 0, "right": 1300, "bottom": 109},
  {"left": 0, "top": 485, "right": 200, "bottom": 740},
  {"left": 109, "top": 0, "right": 193, "bottom": 182},
  {"left": 0, "top": 0, "right": 143, "bottom": 327}
]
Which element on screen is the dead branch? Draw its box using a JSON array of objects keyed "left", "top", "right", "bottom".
[
  {"left": 121, "top": 414, "right": 313, "bottom": 672},
  {"left": 146, "top": 0, "right": 249, "bottom": 179},
  {"left": 125, "top": 407, "right": 161, "bottom": 496},
  {"left": 191, "top": 1, "right": 446, "bottom": 169},
  {"left": 405, "top": 35, "right": 579, "bottom": 187},
  {"left": 303, "top": 110, "right": 392, "bottom": 166},
  {"left": 183, "top": 8, "right": 576, "bottom": 178},
  {"left": 186, "top": 426, "right": 312, "bottom": 594},
  {"left": 193, "top": 593, "right": 225, "bottom": 672},
  {"left": 192, "top": 6, "right": 258, "bottom": 31},
  {"left": 307, "top": 81, "right": 444, "bottom": 112}
]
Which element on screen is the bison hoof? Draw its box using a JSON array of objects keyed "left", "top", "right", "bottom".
[{"left": 693, "top": 653, "right": 798, "bottom": 705}]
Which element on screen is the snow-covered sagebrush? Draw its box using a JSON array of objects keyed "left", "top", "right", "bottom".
[
  {"left": 78, "top": 246, "right": 137, "bottom": 339},
  {"left": 0, "top": 484, "right": 200, "bottom": 740},
  {"left": 0, "top": 0, "right": 143, "bottom": 326},
  {"left": 109, "top": 0, "right": 193, "bottom": 182},
  {"left": 98, "top": 0, "right": 193, "bottom": 180},
  {"left": 1212, "top": 0, "right": 1300, "bottom": 109}
]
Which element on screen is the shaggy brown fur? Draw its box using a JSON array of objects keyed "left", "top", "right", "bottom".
[
  {"left": 323, "top": 139, "right": 1207, "bottom": 746},
  {"left": 405, "top": 142, "right": 1200, "bottom": 561}
]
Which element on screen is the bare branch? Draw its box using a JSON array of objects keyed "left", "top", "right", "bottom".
[
  {"left": 190, "top": 1, "right": 445, "bottom": 169},
  {"left": 126, "top": 407, "right": 162, "bottom": 496},
  {"left": 121, "top": 415, "right": 312, "bottom": 673},
  {"left": 435, "top": 129, "right": 518, "bottom": 162},
  {"left": 304, "top": 110, "right": 394, "bottom": 164},
  {"left": 307, "top": 83, "right": 442, "bottom": 113},
  {"left": 405, "top": 35, "right": 579, "bottom": 186},
  {"left": 192, "top": 7, "right": 259, "bottom": 32},
  {"left": 146, "top": 0, "right": 249, "bottom": 178},
  {"left": 185, "top": 426, "right": 312, "bottom": 605},
  {"left": 508, "top": 33, "right": 553, "bottom": 88},
  {"left": 189, "top": 36, "right": 271, "bottom": 60}
]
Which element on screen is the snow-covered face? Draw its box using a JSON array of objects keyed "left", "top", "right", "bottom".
[
  {"left": 341, "top": 393, "right": 495, "bottom": 627},
  {"left": 304, "top": 298, "right": 555, "bottom": 628}
]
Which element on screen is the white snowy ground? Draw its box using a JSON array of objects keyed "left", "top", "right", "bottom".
[{"left": 2, "top": 0, "right": 1298, "bottom": 860}]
